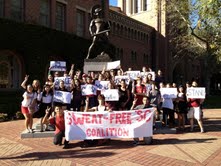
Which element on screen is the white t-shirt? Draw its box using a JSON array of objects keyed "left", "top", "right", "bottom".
[
  {"left": 162, "top": 97, "right": 174, "bottom": 110},
  {"left": 37, "top": 92, "right": 53, "bottom": 104},
  {"left": 21, "top": 92, "right": 37, "bottom": 107}
]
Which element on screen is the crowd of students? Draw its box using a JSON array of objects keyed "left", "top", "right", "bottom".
[{"left": 20, "top": 64, "right": 205, "bottom": 148}]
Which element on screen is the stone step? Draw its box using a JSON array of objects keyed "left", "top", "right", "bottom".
[
  {"left": 21, "top": 120, "right": 55, "bottom": 139},
  {"left": 21, "top": 130, "right": 55, "bottom": 139}
]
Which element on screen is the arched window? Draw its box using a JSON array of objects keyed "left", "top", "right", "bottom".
[
  {"left": 0, "top": 51, "right": 22, "bottom": 89},
  {"left": 134, "top": 30, "right": 137, "bottom": 40},
  {"left": 112, "top": 22, "right": 116, "bottom": 34},
  {"left": 117, "top": 24, "right": 120, "bottom": 35},
  {"left": 120, "top": 25, "right": 123, "bottom": 36},
  {"left": 124, "top": 27, "right": 127, "bottom": 37}
]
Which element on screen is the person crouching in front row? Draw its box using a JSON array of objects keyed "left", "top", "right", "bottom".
[
  {"left": 131, "top": 96, "right": 154, "bottom": 146},
  {"left": 42, "top": 106, "right": 69, "bottom": 149}
]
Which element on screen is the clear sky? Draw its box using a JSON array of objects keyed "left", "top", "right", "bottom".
[{"left": 109, "top": 0, "right": 118, "bottom": 6}]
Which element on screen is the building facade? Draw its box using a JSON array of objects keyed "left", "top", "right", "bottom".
[{"left": 0, "top": 0, "right": 203, "bottom": 115}]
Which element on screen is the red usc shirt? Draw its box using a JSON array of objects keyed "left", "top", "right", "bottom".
[{"left": 49, "top": 115, "right": 65, "bottom": 134}]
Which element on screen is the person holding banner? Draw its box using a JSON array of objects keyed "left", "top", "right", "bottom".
[
  {"left": 131, "top": 96, "right": 153, "bottom": 145},
  {"left": 83, "top": 95, "right": 110, "bottom": 146},
  {"left": 187, "top": 81, "right": 205, "bottom": 133},
  {"left": 42, "top": 106, "right": 69, "bottom": 149}
]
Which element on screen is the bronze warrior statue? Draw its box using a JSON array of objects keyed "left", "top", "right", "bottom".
[{"left": 86, "top": 5, "right": 111, "bottom": 59}]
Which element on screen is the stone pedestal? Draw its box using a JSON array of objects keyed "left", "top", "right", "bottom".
[{"left": 83, "top": 53, "right": 112, "bottom": 74}]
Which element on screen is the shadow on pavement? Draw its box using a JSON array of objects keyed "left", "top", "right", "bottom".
[{"left": 152, "top": 137, "right": 217, "bottom": 145}]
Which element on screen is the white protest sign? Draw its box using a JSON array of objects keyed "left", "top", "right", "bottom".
[
  {"left": 106, "top": 60, "right": 120, "bottom": 70},
  {"left": 141, "top": 72, "right": 156, "bottom": 81},
  {"left": 54, "top": 76, "right": 71, "bottom": 89},
  {"left": 81, "top": 84, "right": 97, "bottom": 96},
  {"left": 114, "top": 75, "right": 130, "bottom": 85},
  {"left": 186, "top": 87, "right": 206, "bottom": 99},
  {"left": 65, "top": 108, "right": 154, "bottom": 140},
  {"left": 160, "top": 88, "right": 178, "bottom": 98},
  {"left": 95, "top": 80, "right": 109, "bottom": 90},
  {"left": 126, "top": 71, "right": 141, "bottom": 80},
  {"left": 49, "top": 61, "right": 66, "bottom": 71},
  {"left": 101, "top": 89, "right": 119, "bottom": 101},
  {"left": 53, "top": 91, "right": 71, "bottom": 104}
]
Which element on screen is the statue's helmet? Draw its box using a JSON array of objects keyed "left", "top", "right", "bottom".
[{"left": 94, "top": 7, "right": 102, "bottom": 15}]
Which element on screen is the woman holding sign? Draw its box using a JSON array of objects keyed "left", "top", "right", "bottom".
[
  {"left": 117, "top": 79, "right": 131, "bottom": 110},
  {"left": 187, "top": 81, "right": 205, "bottom": 133}
]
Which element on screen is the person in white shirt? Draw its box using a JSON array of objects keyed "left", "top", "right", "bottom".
[
  {"left": 36, "top": 84, "right": 53, "bottom": 132},
  {"left": 21, "top": 85, "right": 37, "bottom": 133}
]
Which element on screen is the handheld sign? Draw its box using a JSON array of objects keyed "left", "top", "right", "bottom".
[
  {"left": 114, "top": 75, "right": 130, "bottom": 85},
  {"left": 53, "top": 91, "right": 71, "bottom": 104},
  {"left": 101, "top": 89, "right": 119, "bottom": 101},
  {"left": 49, "top": 61, "right": 66, "bottom": 71},
  {"left": 160, "top": 88, "right": 177, "bottom": 98},
  {"left": 95, "top": 80, "right": 109, "bottom": 90},
  {"left": 106, "top": 60, "right": 120, "bottom": 70},
  {"left": 81, "top": 84, "right": 97, "bottom": 96},
  {"left": 126, "top": 71, "right": 141, "bottom": 80},
  {"left": 186, "top": 87, "right": 206, "bottom": 99},
  {"left": 54, "top": 76, "right": 71, "bottom": 89}
]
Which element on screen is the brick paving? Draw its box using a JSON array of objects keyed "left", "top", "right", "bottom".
[{"left": 0, "top": 109, "right": 221, "bottom": 166}]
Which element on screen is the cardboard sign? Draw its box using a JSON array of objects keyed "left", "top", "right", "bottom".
[
  {"left": 53, "top": 91, "right": 71, "bottom": 104},
  {"left": 49, "top": 61, "right": 66, "bottom": 71},
  {"left": 81, "top": 84, "right": 97, "bottom": 96},
  {"left": 126, "top": 71, "right": 141, "bottom": 80},
  {"left": 106, "top": 60, "right": 120, "bottom": 70},
  {"left": 65, "top": 108, "right": 154, "bottom": 140},
  {"left": 101, "top": 89, "right": 119, "bottom": 101},
  {"left": 54, "top": 76, "right": 71, "bottom": 89},
  {"left": 160, "top": 88, "right": 178, "bottom": 98},
  {"left": 95, "top": 80, "right": 110, "bottom": 90},
  {"left": 186, "top": 87, "right": 206, "bottom": 99},
  {"left": 114, "top": 76, "right": 130, "bottom": 85}
]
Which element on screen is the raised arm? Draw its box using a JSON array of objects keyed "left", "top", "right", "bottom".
[
  {"left": 42, "top": 107, "right": 51, "bottom": 124},
  {"left": 21, "top": 75, "right": 29, "bottom": 89}
]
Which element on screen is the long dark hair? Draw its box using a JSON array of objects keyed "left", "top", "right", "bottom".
[{"left": 42, "top": 84, "right": 53, "bottom": 96}]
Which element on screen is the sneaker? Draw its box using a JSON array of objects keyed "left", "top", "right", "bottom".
[
  {"left": 201, "top": 128, "right": 205, "bottom": 133},
  {"left": 63, "top": 144, "right": 69, "bottom": 149},
  {"left": 30, "top": 129, "right": 34, "bottom": 133},
  {"left": 26, "top": 129, "right": 31, "bottom": 133}
]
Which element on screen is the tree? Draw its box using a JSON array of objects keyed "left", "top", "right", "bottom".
[{"left": 166, "top": 0, "right": 221, "bottom": 94}]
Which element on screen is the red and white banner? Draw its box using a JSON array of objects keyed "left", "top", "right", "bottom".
[{"left": 65, "top": 108, "right": 154, "bottom": 141}]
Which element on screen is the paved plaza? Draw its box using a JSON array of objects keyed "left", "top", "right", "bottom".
[{"left": 0, "top": 109, "right": 221, "bottom": 166}]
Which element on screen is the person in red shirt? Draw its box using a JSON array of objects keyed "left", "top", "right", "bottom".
[
  {"left": 42, "top": 106, "right": 69, "bottom": 148},
  {"left": 132, "top": 77, "right": 146, "bottom": 107},
  {"left": 187, "top": 81, "right": 205, "bottom": 133}
]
